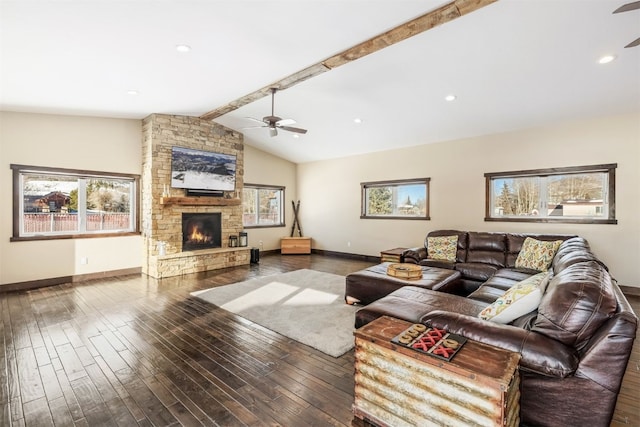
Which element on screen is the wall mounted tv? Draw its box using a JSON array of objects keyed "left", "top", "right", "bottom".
[{"left": 171, "top": 146, "right": 236, "bottom": 193}]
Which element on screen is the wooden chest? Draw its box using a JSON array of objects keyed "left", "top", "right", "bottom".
[
  {"left": 353, "top": 316, "right": 521, "bottom": 427},
  {"left": 280, "top": 236, "right": 311, "bottom": 254}
]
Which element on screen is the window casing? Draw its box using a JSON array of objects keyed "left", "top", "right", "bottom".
[
  {"left": 485, "top": 164, "right": 616, "bottom": 224},
  {"left": 11, "top": 164, "right": 140, "bottom": 240},
  {"left": 361, "top": 178, "right": 430, "bottom": 220},
  {"left": 243, "top": 184, "right": 285, "bottom": 228}
]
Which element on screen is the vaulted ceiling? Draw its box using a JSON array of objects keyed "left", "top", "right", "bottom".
[{"left": 1, "top": 0, "right": 639, "bottom": 163}]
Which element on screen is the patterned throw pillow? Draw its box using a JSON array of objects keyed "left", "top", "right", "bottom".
[
  {"left": 427, "top": 235, "right": 458, "bottom": 262},
  {"left": 479, "top": 272, "right": 550, "bottom": 324},
  {"left": 515, "top": 237, "right": 563, "bottom": 272}
]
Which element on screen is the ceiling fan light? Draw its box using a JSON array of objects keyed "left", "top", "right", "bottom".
[{"left": 598, "top": 54, "right": 616, "bottom": 64}]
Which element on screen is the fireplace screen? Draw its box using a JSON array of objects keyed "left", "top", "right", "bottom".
[{"left": 182, "top": 213, "right": 222, "bottom": 251}]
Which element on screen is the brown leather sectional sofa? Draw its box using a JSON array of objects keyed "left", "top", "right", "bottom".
[{"left": 353, "top": 230, "right": 638, "bottom": 427}]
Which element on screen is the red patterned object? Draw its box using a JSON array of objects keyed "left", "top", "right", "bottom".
[{"left": 392, "top": 324, "right": 467, "bottom": 361}]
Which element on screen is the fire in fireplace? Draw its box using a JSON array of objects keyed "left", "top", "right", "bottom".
[{"left": 182, "top": 213, "right": 222, "bottom": 251}]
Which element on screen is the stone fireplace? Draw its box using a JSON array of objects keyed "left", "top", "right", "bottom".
[
  {"left": 182, "top": 213, "right": 221, "bottom": 251},
  {"left": 141, "top": 114, "right": 250, "bottom": 278}
]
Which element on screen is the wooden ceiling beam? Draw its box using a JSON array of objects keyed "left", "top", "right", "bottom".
[{"left": 199, "top": 0, "right": 497, "bottom": 121}]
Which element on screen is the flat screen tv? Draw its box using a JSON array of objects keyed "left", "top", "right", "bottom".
[{"left": 171, "top": 146, "right": 236, "bottom": 192}]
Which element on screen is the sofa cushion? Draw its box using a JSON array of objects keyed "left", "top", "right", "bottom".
[
  {"left": 515, "top": 237, "right": 563, "bottom": 271},
  {"left": 533, "top": 261, "right": 617, "bottom": 349},
  {"left": 427, "top": 235, "right": 458, "bottom": 261},
  {"left": 467, "top": 268, "right": 538, "bottom": 303},
  {"left": 479, "top": 272, "right": 550, "bottom": 324},
  {"left": 466, "top": 232, "right": 507, "bottom": 267},
  {"left": 467, "top": 285, "right": 509, "bottom": 303},
  {"left": 485, "top": 268, "right": 538, "bottom": 288},
  {"left": 455, "top": 262, "right": 498, "bottom": 282}
]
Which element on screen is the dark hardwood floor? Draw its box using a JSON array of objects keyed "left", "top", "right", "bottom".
[{"left": 1, "top": 254, "right": 638, "bottom": 426}]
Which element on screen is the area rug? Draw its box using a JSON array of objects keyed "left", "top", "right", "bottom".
[{"left": 190, "top": 269, "right": 357, "bottom": 357}]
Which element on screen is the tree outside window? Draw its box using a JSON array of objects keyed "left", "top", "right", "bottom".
[
  {"left": 486, "top": 164, "right": 616, "bottom": 224},
  {"left": 361, "top": 178, "right": 430, "bottom": 220}
]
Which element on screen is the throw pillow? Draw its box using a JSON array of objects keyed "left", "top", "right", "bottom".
[
  {"left": 515, "top": 237, "right": 563, "bottom": 271},
  {"left": 427, "top": 235, "right": 458, "bottom": 262},
  {"left": 478, "top": 272, "right": 550, "bottom": 324}
]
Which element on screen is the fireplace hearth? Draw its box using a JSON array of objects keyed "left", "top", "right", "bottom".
[{"left": 182, "top": 213, "right": 222, "bottom": 251}]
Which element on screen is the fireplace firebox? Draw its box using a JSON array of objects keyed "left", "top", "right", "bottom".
[{"left": 182, "top": 213, "right": 222, "bottom": 251}]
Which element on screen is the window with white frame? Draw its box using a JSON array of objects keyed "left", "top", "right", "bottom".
[
  {"left": 361, "top": 178, "right": 430, "bottom": 220},
  {"left": 11, "top": 164, "right": 139, "bottom": 240},
  {"left": 485, "top": 164, "right": 616, "bottom": 224},
  {"left": 242, "top": 184, "right": 285, "bottom": 228}
]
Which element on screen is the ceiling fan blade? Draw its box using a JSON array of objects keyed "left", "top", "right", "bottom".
[
  {"left": 269, "top": 128, "right": 278, "bottom": 137},
  {"left": 280, "top": 126, "right": 308, "bottom": 134},
  {"left": 276, "top": 118, "right": 296, "bottom": 126},
  {"left": 242, "top": 125, "right": 266, "bottom": 130},
  {"left": 244, "top": 117, "right": 265, "bottom": 124},
  {"left": 613, "top": 1, "right": 640, "bottom": 13},
  {"left": 624, "top": 36, "right": 640, "bottom": 47}
]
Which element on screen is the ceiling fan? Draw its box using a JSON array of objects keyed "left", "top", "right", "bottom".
[
  {"left": 243, "top": 88, "right": 308, "bottom": 137},
  {"left": 613, "top": 1, "right": 640, "bottom": 48}
]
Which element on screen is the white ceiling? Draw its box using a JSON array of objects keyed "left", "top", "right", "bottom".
[{"left": 1, "top": 0, "right": 639, "bottom": 163}]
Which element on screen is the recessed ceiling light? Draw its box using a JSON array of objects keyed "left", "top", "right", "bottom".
[
  {"left": 353, "top": 118, "right": 363, "bottom": 124},
  {"left": 126, "top": 90, "right": 139, "bottom": 96},
  {"left": 445, "top": 94, "right": 457, "bottom": 102},
  {"left": 292, "top": 134, "right": 299, "bottom": 139},
  {"left": 176, "top": 44, "right": 191, "bottom": 53},
  {"left": 598, "top": 54, "right": 616, "bottom": 64}
]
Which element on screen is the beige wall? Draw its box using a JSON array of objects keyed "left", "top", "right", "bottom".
[
  {"left": 2, "top": 111, "right": 638, "bottom": 287},
  {"left": 0, "top": 112, "right": 143, "bottom": 285},
  {"left": 243, "top": 145, "right": 298, "bottom": 251},
  {"left": 297, "top": 113, "right": 640, "bottom": 287}
]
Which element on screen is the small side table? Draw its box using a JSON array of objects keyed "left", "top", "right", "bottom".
[
  {"left": 380, "top": 247, "right": 407, "bottom": 263},
  {"left": 353, "top": 316, "right": 521, "bottom": 427}
]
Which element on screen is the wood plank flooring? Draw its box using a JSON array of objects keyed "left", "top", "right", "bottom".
[{"left": 1, "top": 254, "right": 638, "bottom": 426}]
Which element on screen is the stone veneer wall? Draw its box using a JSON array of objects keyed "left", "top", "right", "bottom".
[{"left": 141, "top": 114, "right": 250, "bottom": 278}]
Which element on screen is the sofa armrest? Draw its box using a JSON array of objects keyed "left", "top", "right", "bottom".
[
  {"left": 402, "top": 247, "right": 426, "bottom": 264},
  {"left": 574, "top": 310, "right": 638, "bottom": 392},
  {"left": 421, "top": 310, "right": 579, "bottom": 378}
]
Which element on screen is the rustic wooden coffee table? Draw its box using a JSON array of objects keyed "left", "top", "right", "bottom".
[{"left": 353, "top": 316, "right": 521, "bottom": 427}]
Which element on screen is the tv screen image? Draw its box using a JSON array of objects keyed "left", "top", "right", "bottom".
[{"left": 171, "top": 146, "right": 236, "bottom": 192}]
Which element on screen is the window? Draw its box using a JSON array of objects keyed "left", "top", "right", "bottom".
[
  {"left": 243, "top": 184, "right": 285, "bottom": 228},
  {"left": 361, "top": 178, "right": 430, "bottom": 219},
  {"left": 485, "top": 164, "right": 616, "bottom": 224},
  {"left": 11, "top": 164, "right": 140, "bottom": 240}
]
